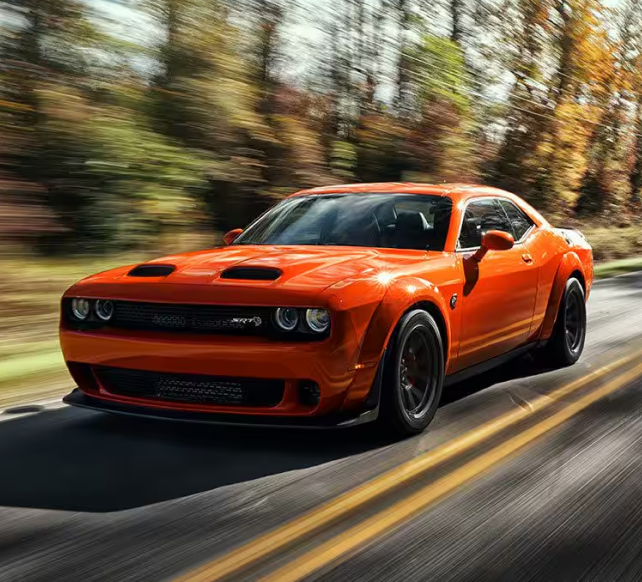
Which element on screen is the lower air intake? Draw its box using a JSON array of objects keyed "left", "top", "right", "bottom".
[{"left": 94, "top": 366, "right": 285, "bottom": 407}]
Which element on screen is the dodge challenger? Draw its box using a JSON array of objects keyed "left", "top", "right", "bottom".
[{"left": 61, "top": 183, "right": 593, "bottom": 436}]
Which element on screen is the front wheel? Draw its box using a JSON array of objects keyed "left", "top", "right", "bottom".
[
  {"left": 378, "top": 310, "right": 445, "bottom": 437},
  {"left": 541, "top": 277, "right": 587, "bottom": 367}
]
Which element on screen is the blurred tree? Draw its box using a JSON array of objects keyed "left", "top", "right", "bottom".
[
  {"left": 631, "top": 69, "right": 642, "bottom": 207},
  {"left": 147, "top": 0, "right": 274, "bottom": 231},
  {"left": 393, "top": 0, "right": 413, "bottom": 115},
  {"left": 0, "top": 0, "right": 102, "bottom": 249},
  {"left": 405, "top": 34, "right": 478, "bottom": 182},
  {"left": 541, "top": 0, "right": 613, "bottom": 216},
  {"left": 0, "top": 0, "right": 206, "bottom": 252},
  {"left": 491, "top": 0, "right": 553, "bottom": 203},
  {"left": 592, "top": 0, "right": 642, "bottom": 216}
]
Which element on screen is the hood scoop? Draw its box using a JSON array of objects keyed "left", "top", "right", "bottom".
[
  {"left": 128, "top": 264, "right": 176, "bottom": 277},
  {"left": 220, "top": 266, "right": 282, "bottom": 281}
]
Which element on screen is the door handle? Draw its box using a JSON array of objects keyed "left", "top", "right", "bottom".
[{"left": 522, "top": 253, "right": 533, "bottom": 264}]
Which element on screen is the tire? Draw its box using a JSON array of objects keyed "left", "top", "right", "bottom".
[
  {"left": 541, "top": 277, "right": 587, "bottom": 367},
  {"left": 378, "top": 310, "right": 445, "bottom": 437}
]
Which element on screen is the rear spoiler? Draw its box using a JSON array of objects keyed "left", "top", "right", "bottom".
[
  {"left": 555, "top": 225, "right": 587, "bottom": 239},
  {"left": 553, "top": 226, "right": 588, "bottom": 245}
]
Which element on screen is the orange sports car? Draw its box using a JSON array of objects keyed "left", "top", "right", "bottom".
[{"left": 61, "top": 183, "right": 593, "bottom": 436}]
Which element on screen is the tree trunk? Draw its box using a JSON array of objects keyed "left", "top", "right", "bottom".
[
  {"left": 395, "top": 0, "right": 411, "bottom": 113},
  {"left": 450, "top": 0, "right": 464, "bottom": 44}
]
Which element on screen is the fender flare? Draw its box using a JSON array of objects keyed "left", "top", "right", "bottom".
[
  {"left": 359, "top": 276, "right": 452, "bottom": 367},
  {"left": 339, "top": 277, "right": 451, "bottom": 413},
  {"left": 539, "top": 252, "right": 586, "bottom": 342}
]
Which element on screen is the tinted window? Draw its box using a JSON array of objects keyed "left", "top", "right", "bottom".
[
  {"left": 234, "top": 193, "right": 453, "bottom": 251},
  {"left": 499, "top": 200, "right": 534, "bottom": 241},
  {"left": 458, "top": 198, "right": 513, "bottom": 249}
]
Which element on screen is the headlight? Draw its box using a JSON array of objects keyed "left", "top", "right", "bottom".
[
  {"left": 71, "top": 298, "right": 91, "bottom": 320},
  {"left": 305, "top": 308, "right": 330, "bottom": 333},
  {"left": 95, "top": 299, "right": 114, "bottom": 321},
  {"left": 274, "top": 307, "right": 299, "bottom": 331}
]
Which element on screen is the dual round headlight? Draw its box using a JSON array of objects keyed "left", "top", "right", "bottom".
[
  {"left": 274, "top": 307, "right": 330, "bottom": 334},
  {"left": 305, "top": 308, "right": 331, "bottom": 333},
  {"left": 71, "top": 298, "right": 91, "bottom": 320},
  {"left": 70, "top": 298, "right": 114, "bottom": 322},
  {"left": 95, "top": 300, "right": 114, "bottom": 321},
  {"left": 274, "top": 307, "right": 299, "bottom": 331}
]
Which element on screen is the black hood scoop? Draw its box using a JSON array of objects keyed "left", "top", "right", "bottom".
[
  {"left": 128, "top": 264, "right": 176, "bottom": 277},
  {"left": 220, "top": 267, "right": 282, "bottom": 281}
]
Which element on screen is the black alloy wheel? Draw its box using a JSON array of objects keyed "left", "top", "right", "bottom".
[
  {"left": 542, "top": 277, "right": 587, "bottom": 367},
  {"left": 564, "top": 286, "right": 583, "bottom": 353},
  {"left": 379, "top": 310, "right": 445, "bottom": 437},
  {"left": 399, "top": 327, "right": 439, "bottom": 419}
]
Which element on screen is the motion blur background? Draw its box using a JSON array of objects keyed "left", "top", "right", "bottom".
[{"left": 1, "top": 0, "right": 642, "bottom": 402}]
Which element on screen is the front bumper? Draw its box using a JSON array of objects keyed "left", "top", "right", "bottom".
[
  {"left": 63, "top": 389, "right": 379, "bottom": 429},
  {"left": 59, "top": 325, "right": 381, "bottom": 417}
]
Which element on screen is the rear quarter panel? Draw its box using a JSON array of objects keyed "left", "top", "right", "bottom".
[{"left": 527, "top": 226, "right": 593, "bottom": 342}]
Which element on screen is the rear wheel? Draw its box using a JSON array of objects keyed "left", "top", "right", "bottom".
[
  {"left": 542, "top": 277, "right": 587, "bottom": 367},
  {"left": 378, "top": 310, "right": 445, "bottom": 437}
]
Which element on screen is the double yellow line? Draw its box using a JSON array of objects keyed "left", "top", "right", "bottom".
[{"left": 174, "top": 349, "right": 642, "bottom": 582}]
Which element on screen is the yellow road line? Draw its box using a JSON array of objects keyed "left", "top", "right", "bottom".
[
  {"left": 172, "top": 348, "right": 642, "bottom": 582},
  {"left": 261, "top": 360, "right": 642, "bottom": 582}
]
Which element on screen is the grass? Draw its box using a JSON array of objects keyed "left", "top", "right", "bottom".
[
  {"left": 594, "top": 257, "right": 642, "bottom": 279},
  {"left": 0, "top": 253, "right": 149, "bottom": 408},
  {"left": 0, "top": 350, "right": 64, "bottom": 383}
]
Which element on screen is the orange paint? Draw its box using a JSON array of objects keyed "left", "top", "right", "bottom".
[{"left": 59, "top": 184, "right": 593, "bottom": 423}]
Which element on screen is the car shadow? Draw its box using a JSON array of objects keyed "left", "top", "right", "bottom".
[
  {"left": 441, "top": 351, "right": 553, "bottom": 405},
  {"left": 0, "top": 353, "right": 551, "bottom": 513}
]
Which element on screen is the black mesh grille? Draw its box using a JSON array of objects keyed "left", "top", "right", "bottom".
[
  {"left": 110, "top": 301, "right": 272, "bottom": 334},
  {"left": 94, "top": 366, "right": 285, "bottom": 407}
]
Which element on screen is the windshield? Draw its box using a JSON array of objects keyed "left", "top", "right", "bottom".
[{"left": 233, "top": 193, "right": 453, "bottom": 250}]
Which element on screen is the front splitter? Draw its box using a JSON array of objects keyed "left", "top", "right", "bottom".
[{"left": 63, "top": 389, "right": 379, "bottom": 430}]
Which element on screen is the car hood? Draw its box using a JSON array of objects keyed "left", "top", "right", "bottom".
[{"left": 79, "top": 245, "right": 427, "bottom": 293}]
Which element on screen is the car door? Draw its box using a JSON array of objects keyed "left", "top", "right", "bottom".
[
  {"left": 497, "top": 198, "right": 543, "bottom": 336},
  {"left": 454, "top": 197, "right": 538, "bottom": 372}
]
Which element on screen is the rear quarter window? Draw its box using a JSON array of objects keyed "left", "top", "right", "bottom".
[{"left": 499, "top": 200, "right": 535, "bottom": 241}]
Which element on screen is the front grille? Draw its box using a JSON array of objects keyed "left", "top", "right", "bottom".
[
  {"left": 110, "top": 301, "right": 272, "bottom": 335},
  {"left": 94, "top": 366, "right": 285, "bottom": 407},
  {"left": 62, "top": 299, "right": 329, "bottom": 340}
]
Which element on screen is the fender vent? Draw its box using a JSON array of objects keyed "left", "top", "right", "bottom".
[
  {"left": 220, "top": 267, "right": 281, "bottom": 281},
  {"left": 128, "top": 264, "right": 176, "bottom": 277}
]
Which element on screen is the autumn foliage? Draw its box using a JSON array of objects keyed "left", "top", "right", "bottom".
[{"left": 1, "top": 0, "right": 642, "bottom": 254}]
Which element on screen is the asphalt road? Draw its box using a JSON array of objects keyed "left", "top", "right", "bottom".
[{"left": 2, "top": 272, "right": 642, "bottom": 582}]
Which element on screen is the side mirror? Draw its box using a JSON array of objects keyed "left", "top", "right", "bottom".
[
  {"left": 223, "top": 228, "right": 243, "bottom": 246},
  {"left": 472, "top": 230, "right": 514, "bottom": 262}
]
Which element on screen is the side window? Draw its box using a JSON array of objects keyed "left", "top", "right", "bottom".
[
  {"left": 458, "top": 199, "right": 513, "bottom": 249},
  {"left": 499, "top": 200, "right": 534, "bottom": 241}
]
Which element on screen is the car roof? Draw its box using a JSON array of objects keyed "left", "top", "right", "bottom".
[
  {"left": 291, "top": 183, "right": 520, "bottom": 204},
  {"left": 291, "top": 182, "right": 549, "bottom": 228}
]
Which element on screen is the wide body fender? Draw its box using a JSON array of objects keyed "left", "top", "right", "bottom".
[
  {"left": 339, "top": 275, "right": 460, "bottom": 411},
  {"left": 538, "top": 251, "right": 589, "bottom": 342}
]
